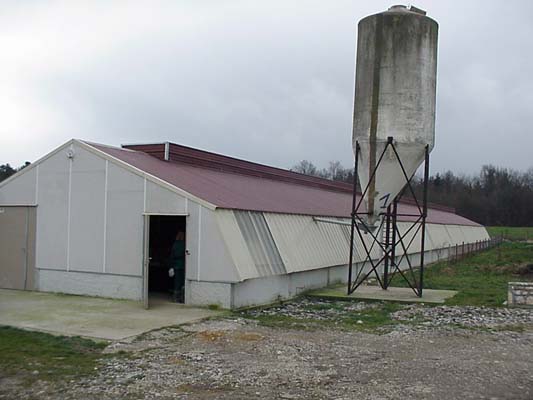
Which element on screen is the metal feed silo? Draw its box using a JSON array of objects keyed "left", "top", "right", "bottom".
[{"left": 352, "top": 5, "right": 438, "bottom": 227}]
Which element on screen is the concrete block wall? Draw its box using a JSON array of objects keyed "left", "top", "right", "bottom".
[
  {"left": 36, "top": 269, "right": 143, "bottom": 300},
  {"left": 187, "top": 280, "right": 233, "bottom": 309},
  {"left": 230, "top": 264, "right": 347, "bottom": 309},
  {"left": 508, "top": 282, "right": 533, "bottom": 307}
]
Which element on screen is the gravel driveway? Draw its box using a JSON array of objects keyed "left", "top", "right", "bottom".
[{"left": 3, "top": 301, "right": 533, "bottom": 400}]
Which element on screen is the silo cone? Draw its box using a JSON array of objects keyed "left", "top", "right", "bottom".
[{"left": 352, "top": 5, "right": 438, "bottom": 227}]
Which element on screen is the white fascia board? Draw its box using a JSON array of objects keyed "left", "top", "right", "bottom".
[
  {"left": 0, "top": 204, "right": 37, "bottom": 207},
  {"left": 0, "top": 139, "right": 76, "bottom": 190},
  {"left": 77, "top": 140, "right": 216, "bottom": 211}
]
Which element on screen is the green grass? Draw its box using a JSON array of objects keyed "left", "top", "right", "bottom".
[
  {"left": 238, "top": 243, "right": 533, "bottom": 333},
  {"left": 339, "top": 302, "right": 402, "bottom": 331},
  {"left": 487, "top": 226, "right": 533, "bottom": 241},
  {"left": 240, "top": 301, "right": 402, "bottom": 333},
  {"left": 392, "top": 242, "right": 533, "bottom": 306},
  {"left": 0, "top": 326, "right": 108, "bottom": 383}
]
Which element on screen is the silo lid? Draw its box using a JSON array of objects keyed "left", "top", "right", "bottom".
[{"left": 387, "top": 5, "right": 427, "bottom": 15}]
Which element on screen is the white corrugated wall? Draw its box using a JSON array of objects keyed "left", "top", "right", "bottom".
[
  {"left": 264, "top": 213, "right": 350, "bottom": 273},
  {"left": 216, "top": 209, "right": 490, "bottom": 282}
]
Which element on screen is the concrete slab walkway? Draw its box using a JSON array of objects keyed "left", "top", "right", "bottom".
[
  {"left": 0, "top": 289, "right": 221, "bottom": 340},
  {"left": 308, "top": 285, "right": 457, "bottom": 304}
]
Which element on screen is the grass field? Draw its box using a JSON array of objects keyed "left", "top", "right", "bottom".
[
  {"left": 392, "top": 241, "right": 533, "bottom": 306},
  {"left": 487, "top": 226, "right": 533, "bottom": 241},
  {"left": 242, "top": 242, "right": 533, "bottom": 331},
  {"left": 0, "top": 326, "right": 107, "bottom": 383}
]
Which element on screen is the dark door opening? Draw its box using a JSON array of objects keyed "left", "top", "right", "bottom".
[{"left": 148, "top": 215, "right": 186, "bottom": 303}]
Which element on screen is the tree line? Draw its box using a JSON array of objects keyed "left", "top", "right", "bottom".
[
  {"left": 291, "top": 160, "right": 533, "bottom": 227},
  {"left": 0, "top": 162, "right": 30, "bottom": 182}
]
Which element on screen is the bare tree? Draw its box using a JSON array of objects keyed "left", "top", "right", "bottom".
[{"left": 291, "top": 160, "right": 319, "bottom": 176}]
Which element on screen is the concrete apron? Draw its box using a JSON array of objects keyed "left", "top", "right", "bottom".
[
  {"left": 0, "top": 289, "right": 221, "bottom": 341},
  {"left": 308, "top": 285, "right": 457, "bottom": 304}
]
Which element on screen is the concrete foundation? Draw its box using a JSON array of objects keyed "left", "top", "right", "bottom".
[
  {"left": 191, "top": 246, "right": 459, "bottom": 309},
  {"left": 36, "top": 268, "right": 142, "bottom": 301},
  {"left": 187, "top": 280, "right": 233, "bottom": 309}
]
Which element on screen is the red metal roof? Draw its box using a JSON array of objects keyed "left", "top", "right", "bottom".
[{"left": 85, "top": 141, "right": 481, "bottom": 227}]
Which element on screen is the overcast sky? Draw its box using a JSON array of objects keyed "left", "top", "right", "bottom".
[{"left": 1, "top": 0, "right": 532, "bottom": 175}]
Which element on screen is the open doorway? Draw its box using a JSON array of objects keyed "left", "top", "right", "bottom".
[{"left": 147, "top": 215, "right": 186, "bottom": 303}]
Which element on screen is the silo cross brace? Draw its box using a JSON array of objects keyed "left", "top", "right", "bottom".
[{"left": 347, "top": 139, "right": 430, "bottom": 298}]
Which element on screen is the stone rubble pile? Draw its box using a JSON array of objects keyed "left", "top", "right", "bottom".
[
  {"left": 242, "top": 297, "right": 533, "bottom": 332},
  {"left": 392, "top": 304, "right": 533, "bottom": 328},
  {"left": 242, "top": 298, "right": 380, "bottom": 320}
]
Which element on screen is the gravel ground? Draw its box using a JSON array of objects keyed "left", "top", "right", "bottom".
[
  {"left": 244, "top": 299, "right": 382, "bottom": 320},
  {"left": 393, "top": 304, "right": 533, "bottom": 329},
  {"left": 245, "top": 298, "right": 533, "bottom": 330},
  {"left": 2, "top": 301, "right": 533, "bottom": 400}
]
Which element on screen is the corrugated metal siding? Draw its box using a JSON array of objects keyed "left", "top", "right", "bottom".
[
  {"left": 334, "top": 217, "right": 376, "bottom": 261},
  {"left": 443, "top": 224, "right": 467, "bottom": 246},
  {"left": 395, "top": 222, "right": 426, "bottom": 254},
  {"left": 234, "top": 211, "right": 286, "bottom": 276},
  {"left": 215, "top": 210, "right": 258, "bottom": 281},
  {"left": 426, "top": 223, "right": 452, "bottom": 249},
  {"left": 461, "top": 225, "right": 490, "bottom": 243},
  {"left": 361, "top": 223, "right": 387, "bottom": 260},
  {"left": 216, "top": 208, "right": 491, "bottom": 282},
  {"left": 265, "top": 213, "right": 354, "bottom": 274}
]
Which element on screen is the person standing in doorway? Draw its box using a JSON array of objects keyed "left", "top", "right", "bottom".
[{"left": 168, "top": 231, "right": 185, "bottom": 302}]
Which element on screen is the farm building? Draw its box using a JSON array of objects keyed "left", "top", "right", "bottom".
[{"left": 0, "top": 139, "right": 489, "bottom": 308}]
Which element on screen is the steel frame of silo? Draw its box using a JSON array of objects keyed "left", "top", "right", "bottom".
[{"left": 347, "top": 136, "right": 430, "bottom": 297}]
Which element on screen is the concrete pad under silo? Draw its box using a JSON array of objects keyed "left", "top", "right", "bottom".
[{"left": 307, "top": 285, "right": 457, "bottom": 304}]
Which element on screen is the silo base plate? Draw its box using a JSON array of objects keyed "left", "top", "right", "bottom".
[{"left": 307, "top": 285, "right": 457, "bottom": 304}]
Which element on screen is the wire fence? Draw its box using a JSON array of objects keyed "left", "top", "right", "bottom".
[{"left": 448, "top": 236, "right": 503, "bottom": 264}]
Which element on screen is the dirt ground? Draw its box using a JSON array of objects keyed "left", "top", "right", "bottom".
[{"left": 4, "top": 314, "right": 533, "bottom": 400}]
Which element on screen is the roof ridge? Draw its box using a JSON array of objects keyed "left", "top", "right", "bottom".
[
  {"left": 122, "top": 142, "right": 353, "bottom": 193},
  {"left": 82, "top": 140, "right": 137, "bottom": 152},
  {"left": 87, "top": 140, "right": 478, "bottom": 225}
]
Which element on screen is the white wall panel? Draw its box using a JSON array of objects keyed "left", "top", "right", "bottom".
[
  {"left": 69, "top": 144, "right": 106, "bottom": 273},
  {"left": 35, "top": 149, "right": 70, "bottom": 270},
  {"left": 0, "top": 166, "right": 36, "bottom": 205},
  {"left": 198, "top": 208, "right": 240, "bottom": 282},
  {"left": 105, "top": 163, "right": 144, "bottom": 276},
  {"left": 145, "top": 180, "right": 187, "bottom": 214},
  {"left": 186, "top": 202, "right": 200, "bottom": 281}
]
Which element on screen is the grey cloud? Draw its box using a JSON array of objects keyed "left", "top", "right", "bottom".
[{"left": 1, "top": 0, "right": 531, "bottom": 175}]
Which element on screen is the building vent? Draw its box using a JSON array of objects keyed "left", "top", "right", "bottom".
[{"left": 234, "top": 211, "right": 287, "bottom": 276}]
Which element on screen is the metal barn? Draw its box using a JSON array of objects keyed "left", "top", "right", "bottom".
[{"left": 0, "top": 140, "right": 489, "bottom": 308}]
